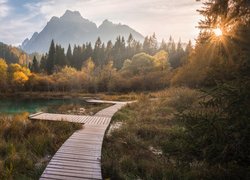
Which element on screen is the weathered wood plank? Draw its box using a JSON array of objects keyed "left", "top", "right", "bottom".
[
  {"left": 50, "top": 158, "right": 101, "bottom": 166},
  {"left": 28, "top": 100, "right": 128, "bottom": 180},
  {"left": 48, "top": 161, "right": 100, "bottom": 170},
  {"left": 41, "top": 172, "right": 99, "bottom": 180},
  {"left": 46, "top": 164, "right": 101, "bottom": 173}
]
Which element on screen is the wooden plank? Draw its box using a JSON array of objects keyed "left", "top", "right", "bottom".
[
  {"left": 48, "top": 161, "right": 100, "bottom": 170},
  {"left": 30, "top": 101, "right": 128, "bottom": 180},
  {"left": 53, "top": 152, "right": 101, "bottom": 160},
  {"left": 56, "top": 151, "right": 100, "bottom": 158},
  {"left": 44, "top": 167, "right": 101, "bottom": 176},
  {"left": 55, "top": 152, "right": 100, "bottom": 159},
  {"left": 62, "top": 142, "right": 100, "bottom": 148},
  {"left": 64, "top": 140, "right": 102, "bottom": 145},
  {"left": 58, "top": 144, "right": 100, "bottom": 150},
  {"left": 50, "top": 158, "right": 101, "bottom": 167},
  {"left": 58, "top": 148, "right": 101, "bottom": 154},
  {"left": 51, "top": 156, "right": 100, "bottom": 163},
  {"left": 41, "top": 173, "right": 98, "bottom": 180},
  {"left": 69, "top": 136, "right": 102, "bottom": 140},
  {"left": 67, "top": 137, "right": 102, "bottom": 141},
  {"left": 46, "top": 164, "right": 101, "bottom": 173},
  {"left": 67, "top": 138, "right": 103, "bottom": 143}
]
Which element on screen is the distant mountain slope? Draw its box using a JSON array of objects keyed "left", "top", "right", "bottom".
[
  {"left": 0, "top": 42, "right": 30, "bottom": 65},
  {"left": 21, "top": 10, "right": 144, "bottom": 53}
]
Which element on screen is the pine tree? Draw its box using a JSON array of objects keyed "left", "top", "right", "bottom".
[
  {"left": 31, "top": 56, "right": 39, "bottom": 73},
  {"left": 40, "top": 54, "right": 47, "bottom": 72},
  {"left": 179, "top": 1, "right": 250, "bottom": 176},
  {"left": 185, "top": 40, "right": 192, "bottom": 55},
  {"left": 113, "top": 36, "right": 126, "bottom": 69},
  {"left": 46, "top": 40, "right": 56, "bottom": 75},
  {"left": 143, "top": 36, "right": 150, "bottom": 54},
  {"left": 93, "top": 37, "right": 102, "bottom": 67},
  {"left": 160, "top": 39, "right": 167, "bottom": 51},
  {"left": 127, "top": 33, "right": 133, "bottom": 48},
  {"left": 55, "top": 45, "right": 67, "bottom": 68},
  {"left": 150, "top": 33, "right": 158, "bottom": 54},
  {"left": 105, "top": 40, "right": 113, "bottom": 64},
  {"left": 83, "top": 43, "right": 93, "bottom": 64},
  {"left": 66, "top": 44, "right": 73, "bottom": 66},
  {"left": 72, "top": 45, "right": 82, "bottom": 70}
]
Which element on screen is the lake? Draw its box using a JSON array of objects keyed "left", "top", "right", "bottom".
[{"left": 0, "top": 98, "right": 89, "bottom": 115}]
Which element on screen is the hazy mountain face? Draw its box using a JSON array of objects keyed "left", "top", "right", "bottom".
[{"left": 21, "top": 10, "right": 144, "bottom": 54}]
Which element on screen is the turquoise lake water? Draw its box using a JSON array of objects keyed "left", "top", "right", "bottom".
[{"left": 0, "top": 98, "right": 87, "bottom": 114}]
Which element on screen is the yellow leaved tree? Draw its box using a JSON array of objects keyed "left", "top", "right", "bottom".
[
  {"left": 0, "top": 58, "right": 8, "bottom": 92},
  {"left": 8, "top": 63, "right": 31, "bottom": 90}
]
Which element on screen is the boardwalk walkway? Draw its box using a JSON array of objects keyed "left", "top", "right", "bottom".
[{"left": 29, "top": 100, "right": 127, "bottom": 180}]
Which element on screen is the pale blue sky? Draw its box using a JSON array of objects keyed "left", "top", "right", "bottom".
[{"left": 0, "top": 0, "right": 202, "bottom": 45}]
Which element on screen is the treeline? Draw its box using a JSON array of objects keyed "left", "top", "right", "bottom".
[
  {"left": 0, "top": 42, "right": 29, "bottom": 65},
  {"left": 0, "top": 50, "right": 172, "bottom": 92},
  {"left": 30, "top": 34, "right": 191, "bottom": 74},
  {"left": 0, "top": 34, "right": 192, "bottom": 93}
]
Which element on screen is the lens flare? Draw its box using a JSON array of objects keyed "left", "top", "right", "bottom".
[{"left": 214, "top": 28, "right": 223, "bottom": 37}]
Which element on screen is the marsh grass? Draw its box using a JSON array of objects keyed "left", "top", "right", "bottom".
[
  {"left": 102, "top": 87, "right": 249, "bottom": 179},
  {"left": 102, "top": 88, "right": 201, "bottom": 179},
  {"left": 0, "top": 113, "right": 82, "bottom": 179},
  {"left": 0, "top": 91, "right": 139, "bottom": 102},
  {"left": 99, "top": 92, "right": 139, "bottom": 101},
  {"left": 49, "top": 102, "right": 111, "bottom": 115}
]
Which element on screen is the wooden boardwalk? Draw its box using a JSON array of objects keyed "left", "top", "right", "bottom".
[
  {"left": 30, "top": 113, "right": 111, "bottom": 125},
  {"left": 29, "top": 100, "right": 127, "bottom": 180}
]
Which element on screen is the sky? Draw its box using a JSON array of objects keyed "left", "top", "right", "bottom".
[{"left": 0, "top": 0, "right": 203, "bottom": 46}]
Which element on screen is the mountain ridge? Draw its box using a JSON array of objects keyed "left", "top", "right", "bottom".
[{"left": 21, "top": 10, "right": 144, "bottom": 54}]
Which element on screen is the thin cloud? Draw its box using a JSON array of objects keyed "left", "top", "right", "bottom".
[
  {"left": 0, "top": 0, "right": 10, "bottom": 18},
  {"left": 0, "top": 0, "right": 202, "bottom": 45}
]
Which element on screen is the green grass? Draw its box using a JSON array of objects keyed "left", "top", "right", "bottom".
[{"left": 0, "top": 113, "right": 82, "bottom": 179}]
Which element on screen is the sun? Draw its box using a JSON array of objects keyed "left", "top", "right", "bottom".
[{"left": 213, "top": 28, "right": 223, "bottom": 37}]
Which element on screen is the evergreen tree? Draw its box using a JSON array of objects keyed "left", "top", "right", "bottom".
[
  {"left": 31, "top": 56, "right": 39, "bottom": 73},
  {"left": 160, "top": 39, "right": 167, "bottom": 51},
  {"left": 134, "top": 40, "right": 142, "bottom": 54},
  {"left": 150, "top": 33, "right": 158, "bottom": 54},
  {"left": 55, "top": 45, "right": 67, "bottom": 68},
  {"left": 40, "top": 54, "right": 47, "bottom": 72},
  {"left": 185, "top": 40, "right": 192, "bottom": 55},
  {"left": 83, "top": 43, "right": 93, "bottom": 64},
  {"left": 181, "top": 40, "right": 192, "bottom": 65},
  {"left": 113, "top": 36, "right": 125, "bottom": 69},
  {"left": 46, "top": 40, "right": 56, "bottom": 75},
  {"left": 105, "top": 40, "right": 113, "bottom": 64},
  {"left": 66, "top": 44, "right": 72, "bottom": 66},
  {"left": 178, "top": 1, "right": 250, "bottom": 177},
  {"left": 72, "top": 45, "right": 83, "bottom": 70},
  {"left": 93, "top": 37, "right": 102, "bottom": 67},
  {"left": 143, "top": 34, "right": 158, "bottom": 55},
  {"left": 127, "top": 33, "right": 134, "bottom": 48},
  {"left": 143, "top": 36, "right": 150, "bottom": 54}
]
